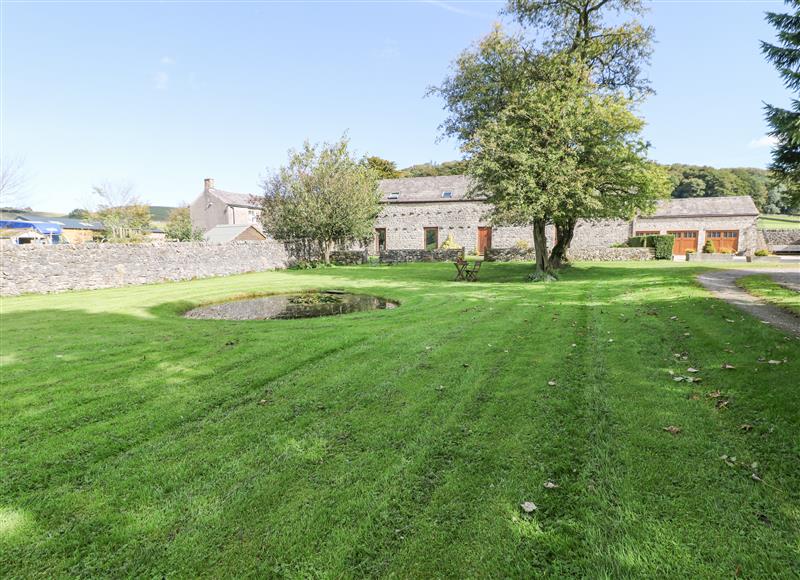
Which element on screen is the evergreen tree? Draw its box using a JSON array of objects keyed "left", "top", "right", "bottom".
[{"left": 762, "top": 0, "right": 800, "bottom": 207}]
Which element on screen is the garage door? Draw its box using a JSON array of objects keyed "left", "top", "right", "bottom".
[
  {"left": 706, "top": 230, "right": 739, "bottom": 252},
  {"left": 668, "top": 230, "right": 698, "bottom": 255}
]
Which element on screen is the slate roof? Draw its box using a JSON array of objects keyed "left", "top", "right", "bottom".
[
  {"left": 204, "top": 224, "right": 265, "bottom": 243},
  {"left": 378, "top": 175, "right": 481, "bottom": 203},
  {"left": 650, "top": 196, "right": 759, "bottom": 218},
  {"left": 15, "top": 214, "right": 105, "bottom": 230},
  {"left": 377, "top": 176, "right": 760, "bottom": 218},
  {"left": 210, "top": 189, "right": 261, "bottom": 209}
]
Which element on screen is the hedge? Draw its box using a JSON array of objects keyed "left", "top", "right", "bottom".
[{"left": 627, "top": 234, "right": 675, "bottom": 260}]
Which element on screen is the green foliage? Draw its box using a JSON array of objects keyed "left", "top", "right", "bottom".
[
  {"left": 627, "top": 234, "right": 674, "bottom": 259},
  {"left": 364, "top": 156, "right": 400, "bottom": 179},
  {"left": 462, "top": 49, "right": 668, "bottom": 274},
  {"left": 666, "top": 164, "right": 774, "bottom": 209},
  {"left": 399, "top": 160, "right": 468, "bottom": 178},
  {"left": 702, "top": 239, "right": 716, "bottom": 254},
  {"left": 92, "top": 181, "right": 151, "bottom": 242},
  {"left": 260, "top": 135, "right": 382, "bottom": 264},
  {"left": 504, "top": 0, "right": 654, "bottom": 99},
  {"left": 67, "top": 208, "right": 91, "bottom": 219},
  {"left": 755, "top": 249, "right": 771, "bottom": 256},
  {"left": 762, "top": 1, "right": 800, "bottom": 209},
  {"left": 164, "top": 207, "right": 203, "bottom": 241}
]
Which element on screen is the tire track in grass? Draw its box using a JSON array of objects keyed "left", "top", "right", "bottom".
[{"left": 335, "top": 286, "right": 595, "bottom": 577}]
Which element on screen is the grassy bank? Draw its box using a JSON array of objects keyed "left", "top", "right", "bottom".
[
  {"left": 737, "top": 274, "right": 800, "bottom": 317},
  {"left": 1, "top": 262, "right": 798, "bottom": 577}
]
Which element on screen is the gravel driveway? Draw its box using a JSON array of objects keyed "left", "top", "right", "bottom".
[{"left": 696, "top": 267, "right": 800, "bottom": 336}]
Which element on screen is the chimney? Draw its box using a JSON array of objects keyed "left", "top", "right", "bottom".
[{"left": 204, "top": 178, "right": 215, "bottom": 191}]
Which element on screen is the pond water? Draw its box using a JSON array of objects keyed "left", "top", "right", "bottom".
[{"left": 184, "top": 292, "right": 397, "bottom": 321}]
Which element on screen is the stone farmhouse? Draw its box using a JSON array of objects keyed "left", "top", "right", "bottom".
[
  {"left": 189, "top": 175, "right": 760, "bottom": 255},
  {"left": 189, "top": 179, "right": 262, "bottom": 233}
]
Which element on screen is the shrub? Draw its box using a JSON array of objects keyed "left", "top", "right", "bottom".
[
  {"left": 685, "top": 249, "right": 695, "bottom": 256},
  {"left": 702, "top": 240, "right": 716, "bottom": 253},
  {"left": 628, "top": 234, "right": 674, "bottom": 260},
  {"left": 719, "top": 248, "right": 733, "bottom": 255},
  {"left": 440, "top": 233, "right": 462, "bottom": 250},
  {"left": 755, "top": 249, "right": 770, "bottom": 257},
  {"left": 514, "top": 239, "right": 531, "bottom": 251}
]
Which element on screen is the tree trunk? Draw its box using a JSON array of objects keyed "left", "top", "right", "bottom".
[
  {"left": 549, "top": 218, "right": 577, "bottom": 270},
  {"left": 529, "top": 219, "right": 558, "bottom": 282},
  {"left": 321, "top": 241, "right": 333, "bottom": 265}
]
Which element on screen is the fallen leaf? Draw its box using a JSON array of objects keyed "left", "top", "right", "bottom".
[
  {"left": 684, "top": 333, "right": 691, "bottom": 337},
  {"left": 726, "top": 319, "right": 735, "bottom": 323},
  {"left": 767, "top": 360, "right": 782, "bottom": 365},
  {"left": 673, "top": 376, "right": 685, "bottom": 382},
  {"left": 258, "top": 399, "right": 268, "bottom": 405},
  {"left": 663, "top": 425, "right": 682, "bottom": 435},
  {"left": 722, "top": 363, "right": 736, "bottom": 370},
  {"left": 708, "top": 390, "right": 722, "bottom": 398},
  {"left": 548, "top": 380, "right": 557, "bottom": 386},
  {"left": 670, "top": 316, "right": 678, "bottom": 320},
  {"left": 520, "top": 501, "right": 537, "bottom": 513},
  {"left": 739, "top": 424, "right": 753, "bottom": 432},
  {"left": 688, "top": 393, "right": 700, "bottom": 400},
  {"left": 751, "top": 473, "right": 763, "bottom": 483},
  {"left": 463, "top": 363, "right": 470, "bottom": 368},
  {"left": 715, "top": 399, "right": 729, "bottom": 410},
  {"left": 687, "top": 367, "right": 700, "bottom": 373},
  {"left": 543, "top": 481, "right": 559, "bottom": 489},
  {"left": 668, "top": 370, "right": 675, "bottom": 375}
]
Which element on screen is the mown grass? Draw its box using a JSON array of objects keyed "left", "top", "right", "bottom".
[
  {"left": 737, "top": 274, "right": 800, "bottom": 317},
  {"left": 758, "top": 214, "right": 800, "bottom": 230},
  {"left": 1, "top": 262, "right": 799, "bottom": 578}
]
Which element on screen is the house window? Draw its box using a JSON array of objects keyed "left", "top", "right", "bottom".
[
  {"left": 635, "top": 230, "right": 659, "bottom": 236},
  {"left": 424, "top": 227, "right": 438, "bottom": 251},
  {"left": 707, "top": 231, "right": 721, "bottom": 238},
  {"left": 249, "top": 210, "right": 260, "bottom": 224},
  {"left": 441, "top": 191, "right": 453, "bottom": 199},
  {"left": 375, "top": 228, "right": 387, "bottom": 253}
]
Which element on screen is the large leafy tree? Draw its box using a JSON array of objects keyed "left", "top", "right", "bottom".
[
  {"left": 259, "top": 136, "right": 381, "bottom": 264},
  {"left": 505, "top": 0, "right": 654, "bottom": 99},
  {"left": 465, "top": 56, "right": 666, "bottom": 276},
  {"left": 164, "top": 206, "right": 203, "bottom": 241},
  {"left": 92, "top": 181, "right": 151, "bottom": 242},
  {"left": 364, "top": 156, "right": 400, "bottom": 179},
  {"left": 432, "top": 2, "right": 658, "bottom": 271},
  {"left": 762, "top": 0, "right": 800, "bottom": 208},
  {"left": 433, "top": 25, "right": 664, "bottom": 273}
]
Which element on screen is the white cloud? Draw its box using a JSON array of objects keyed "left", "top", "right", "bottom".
[
  {"left": 160, "top": 56, "right": 176, "bottom": 65},
  {"left": 154, "top": 71, "right": 169, "bottom": 90},
  {"left": 748, "top": 135, "right": 778, "bottom": 149}
]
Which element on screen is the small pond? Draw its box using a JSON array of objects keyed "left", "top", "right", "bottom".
[{"left": 184, "top": 291, "right": 397, "bottom": 321}]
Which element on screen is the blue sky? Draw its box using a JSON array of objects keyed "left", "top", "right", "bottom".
[{"left": 1, "top": 0, "right": 787, "bottom": 212}]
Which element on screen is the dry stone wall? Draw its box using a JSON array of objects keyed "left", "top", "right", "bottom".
[
  {"left": 762, "top": 229, "right": 800, "bottom": 246},
  {"left": 1, "top": 240, "right": 291, "bottom": 296}
]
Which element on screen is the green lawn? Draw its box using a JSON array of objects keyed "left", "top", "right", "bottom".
[
  {"left": 2, "top": 262, "right": 799, "bottom": 577},
  {"left": 758, "top": 214, "right": 800, "bottom": 230},
  {"left": 737, "top": 274, "right": 800, "bottom": 317}
]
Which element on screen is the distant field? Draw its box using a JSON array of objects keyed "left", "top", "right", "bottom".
[
  {"left": 759, "top": 214, "right": 800, "bottom": 229},
  {"left": 149, "top": 205, "right": 177, "bottom": 221}
]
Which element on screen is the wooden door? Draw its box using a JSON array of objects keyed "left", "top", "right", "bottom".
[
  {"left": 668, "top": 230, "right": 698, "bottom": 254},
  {"left": 705, "top": 230, "right": 738, "bottom": 252},
  {"left": 477, "top": 227, "right": 492, "bottom": 255}
]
